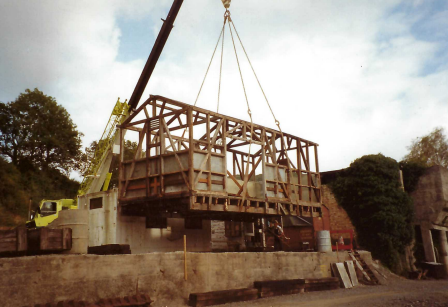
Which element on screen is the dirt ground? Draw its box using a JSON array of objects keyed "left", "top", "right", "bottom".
[
  {"left": 226, "top": 278, "right": 448, "bottom": 307},
  {"left": 159, "top": 263, "right": 448, "bottom": 307}
]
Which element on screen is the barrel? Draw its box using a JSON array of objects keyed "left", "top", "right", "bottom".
[
  {"left": 49, "top": 210, "right": 89, "bottom": 254},
  {"left": 316, "top": 230, "right": 332, "bottom": 252}
]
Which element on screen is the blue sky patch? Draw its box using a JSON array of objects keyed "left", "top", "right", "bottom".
[{"left": 116, "top": 15, "right": 157, "bottom": 62}]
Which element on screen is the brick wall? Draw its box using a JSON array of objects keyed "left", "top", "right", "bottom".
[{"left": 321, "top": 184, "right": 355, "bottom": 232}]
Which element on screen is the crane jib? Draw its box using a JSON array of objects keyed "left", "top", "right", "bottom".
[{"left": 127, "top": 0, "right": 184, "bottom": 111}]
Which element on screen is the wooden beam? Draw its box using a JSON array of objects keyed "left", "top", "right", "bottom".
[
  {"left": 193, "top": 119, "right": 225, "bottom": 187},
  {"left": 236, "top": 156, "right": 262, "bottom": 196},
  {"left": 162, "top": 118, "right": 190, "bottom": 190}
]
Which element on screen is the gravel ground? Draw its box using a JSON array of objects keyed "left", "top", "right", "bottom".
[
  {"left": 226, "top": 278, "right": 448, "bottom": 307},
  {"left": 155, "top": 263, "right": 448, "bottom": 307}
]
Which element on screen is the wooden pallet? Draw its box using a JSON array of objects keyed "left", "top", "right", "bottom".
[{"left": 189, "top": 288, "right": 258, "bottom": 307}]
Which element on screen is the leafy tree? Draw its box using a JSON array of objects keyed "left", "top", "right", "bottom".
[
  {"left": 399, "top": 160, "right": 427, "bottom": 194},
  {"left": 0, "top": 157, "right": 28, "bottom": 219},
  {"left": 77, "top": 140, "right": 100, "bottom": 177},
  {"left": 108, "top": 140, "right": 138, "bottom": 190},
  {"left": 0, "top": 88, "right": 83, "bottom": 173},
  {"left": 404, "top": 127, "right": 448, "bottom": 167},
  {"left": 331, "top": 154, "right": 414, "bottom": 272}
]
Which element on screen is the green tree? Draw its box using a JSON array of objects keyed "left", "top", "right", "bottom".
[
  {"left": 331, "top": 154, "right": 414, "bottom": 272},
  {"left": 399, "top": 160, "right": 427, "bottom": 194},
  {"left": 404, "top": 127, "right": 448, "bottom": 167},
  {"left": 0, "top": 157, "right": 28, "bottom": 226},
  {"left": 108, "top": 140, "right": 138, "bottom": 190},
  {"left": 0, "top": 88, "right": 83, "bottom": 173}
]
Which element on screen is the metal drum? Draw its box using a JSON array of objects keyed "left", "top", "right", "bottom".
[
  {"left": 55, "top": 210, "right": 89, "bottom": 254},
  {"left": 316, "top": 230, "right": 332, "bottom": 252}
]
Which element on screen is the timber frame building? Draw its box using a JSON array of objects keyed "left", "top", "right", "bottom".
[{"left": 118, "top": 95, "right": 322, "bottom": 222}]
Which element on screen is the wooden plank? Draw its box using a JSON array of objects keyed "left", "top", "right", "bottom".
[
  {"left": 236, "top": 156, "right": 262, "bottom": 197},
  {"left": 259, "top": 288, "right": 303, "bottom": 298},
  {"left": 17, "top": 228, "right": 27, "bottom": 252},
  {"left": 189, "top": 288, "right": 258, "bottom": 307},
  {"left": 193, "top": 119, "right": 224, "bottom": 187},
  {"left": 349, "top": 253, "right": 371, "bottom": 282},
  {"left": 0, "top": 230, "right": 17, "bottom": 253},
  {"left": 88, "top": 244, "right": 131, "bottom": 255},
  {"left": 227, "top": 171, "right": 242, "bottom": 189},
  {"left": 331, "top": 263, "right": 352, "bottom": 288},
  {"left": 150, "top": 95, "right": 319, "bottom": 145},
  {"left": 190, "top": 288, "right": 258, "bottom": 300},
  {"left": 162, "top": 118, "right": 190, "bottom": 190},
  {"left": 345, "top": 260, "right": 359, "bottom": 287}
]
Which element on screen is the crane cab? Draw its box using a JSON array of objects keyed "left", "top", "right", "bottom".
[{"left": 26, "top": 199, "right": 77, "bottom": 228}]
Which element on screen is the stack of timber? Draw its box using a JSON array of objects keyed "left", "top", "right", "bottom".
[
  {"left": 189, "top": 288, "right": 258, "bottom": 307},
  {"left": 88, "top": 244, "right": 131, "bottom": 255},
  {"left": 348, "top": 251, "right": 379, "bottom": 284},
  {"left": 254, "top": 278, "right": 339, "bottom": 298},
  {"left": 331, "top": 263, "right": 353, "bottom": 288},
  {"left": 28, "top": 294, "right": 153, "bottom": 307},
  {"left": 0, "top": 227, "right": 72, "bottom": 257}
]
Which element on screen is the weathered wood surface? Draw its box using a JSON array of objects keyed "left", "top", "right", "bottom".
[
  {"left": 254, "top": 277, "right": 339, "bottom": 297},
  {"left": 331, "top": 263, "right": 353, "bottom": 288},
  {"left": 189, "top": 288, "right": 258, "bottom": 307},
  {"left": 119, "top": 95, "right": 323, "bottom": 220},
  {"left": 27, "top": 294, "right": 153, "bottom": 307},
  {"left": 0, "top": 228, "right": 27, "bottom": 254},
  {"left": 88, "top": 244, "right": 131, "bottom": 255},
  {"left": 345, "top": 260, "right": 359, "bottom": 286}
]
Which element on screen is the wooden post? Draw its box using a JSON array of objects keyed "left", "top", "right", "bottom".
[
  {"left": 28, "top": 198, "right": 32, "bottom": 221},
  {"left": 184, "top": 235, "right": 188, "bottom": 281},
  {"left": 336, "top": 241, "right": 339, "bottom": 262}
]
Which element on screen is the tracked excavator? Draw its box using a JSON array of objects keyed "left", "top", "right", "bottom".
[{"left": 26, "top": 0, "right": 185, "bottom": 228}]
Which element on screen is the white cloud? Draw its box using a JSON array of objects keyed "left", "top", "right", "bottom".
[{"left": 1, "top": 0, "right": 447, "bottom": 177}]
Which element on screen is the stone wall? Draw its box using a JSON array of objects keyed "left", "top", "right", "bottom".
[
  {"left": 0, "top": 251, "right": 372, "bottom": 307},
  {"left": 321, "top": 185, "right": 355, "bottom": 232}
]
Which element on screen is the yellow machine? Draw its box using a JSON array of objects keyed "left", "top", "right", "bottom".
[
  {"left": 26, "top": 98, "right": 129, "bottom": 228},
  {"left": 26, "top": 199, "right": 77, "bottom": 228}
]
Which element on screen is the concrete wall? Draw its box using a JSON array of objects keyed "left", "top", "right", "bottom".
[
  {"left": 412, "top": 165, "right": 448, "bottom": 227},
  {"left": 411, "top": 166, "right": 448, "bottom": 274},
  {"left": 0, "top": 251, "right": 372, "bottom": 307},
  {"left": 78, "top": 189, "right": 214, "bottom": 253}
]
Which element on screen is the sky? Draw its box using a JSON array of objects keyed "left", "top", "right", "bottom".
[{"left": 1, "top": 0, "right": 447, "bottom": 177}]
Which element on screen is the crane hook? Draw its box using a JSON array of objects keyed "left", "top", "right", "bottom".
[{"left": 221, "top": 0, "right": 231, "bottom": 9}]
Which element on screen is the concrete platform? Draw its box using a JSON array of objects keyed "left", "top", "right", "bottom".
[{"left": 0, "top": 250, "right": 372, "bottom": 307}]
